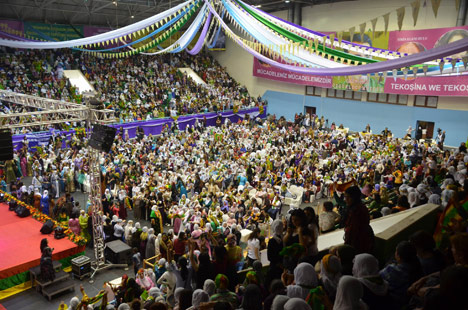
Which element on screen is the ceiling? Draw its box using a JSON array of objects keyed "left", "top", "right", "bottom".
[{"left": 0, "top": 0, "right": 355, "bottom": 29}]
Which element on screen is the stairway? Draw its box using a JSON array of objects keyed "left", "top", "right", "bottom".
[{"left": 30, "top": 261, "right": 75, "bottom": 301}]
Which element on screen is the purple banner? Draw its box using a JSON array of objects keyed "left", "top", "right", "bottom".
[
  {"left": 83, "top": 25, "right": 111, "bottom": 38},
  {"left": 13, "top": 107, "right": 267, "bottom": 151},
  {"left": 0, "top": 20, "right": 23, "bottom": 40}
]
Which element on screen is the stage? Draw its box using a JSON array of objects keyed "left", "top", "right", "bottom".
[{"left": 0, "top": 202, "right": 83, "bottom": 298}]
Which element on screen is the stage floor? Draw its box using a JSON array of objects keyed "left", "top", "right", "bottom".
[{"left": 0, "top": 203, "right": 80, "bottom": 279}]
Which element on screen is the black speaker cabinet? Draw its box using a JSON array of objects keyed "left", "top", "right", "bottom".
[
  {"left": 89, "top": 124, "right": 116, "bottom": 153},
  {"left": 104, "top": 240, "right": 132, "bottom": 265},
  {"left": 0, "top": 129, "right": 13, "bottom": 161},
  {"left": 71, "top": 255, "right": 91, "bottom": 279}
]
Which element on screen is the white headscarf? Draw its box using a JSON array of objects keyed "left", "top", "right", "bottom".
[
  {"left": 428, "top": 194, "right": 441, "bottom": 205},
  {"left": 203, "top": 279, "right": 216, "bottom": 296},
  {"left": 286, "top": 263, "right": 318, "bottom": 299},
  {"left": 408, "top": 192, "right": 419, "bottom": 208},
  {"left": 284, "top": 298, "right": 312, "bottom": 310},
  {"left": 272, "top": 295, "right": 290, "bottom": 310},
  {"left": 192, "top": 289, "right": 209, "bottom": 308},
  {"left": 352, "top": 253, "right": 388, "bottom": 297},
  {"left": 333, "top": 276, "right": 367, "bottom": 310},
  {"left": 271, "top": 219, "right": 284, "bottom": 243}
]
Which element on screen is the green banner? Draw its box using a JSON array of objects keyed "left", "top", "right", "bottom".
[
  {"left": 25, "top": 22, "right": 83, "bottom": 41},
  {"left": 333, "top": 75, "right": 385, "bottom": 93}
]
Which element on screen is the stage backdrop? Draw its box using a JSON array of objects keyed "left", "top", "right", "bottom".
[{"left": 253, "top": 26, "right": 468, "bottom": 96}]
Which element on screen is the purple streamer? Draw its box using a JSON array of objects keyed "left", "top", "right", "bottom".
[
  {"left": 204, "top": 0, "right": 468, "bottom": 76},
  {"left": 186, "top": 12, "right": 212, "bottom": 55},
  {"left": 0, "top": 31, "right": 37, "bottom": 42}
]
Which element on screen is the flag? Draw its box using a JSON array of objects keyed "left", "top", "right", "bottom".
[{"left": 434, "top": 198, "right": 468, "bottom": 248}]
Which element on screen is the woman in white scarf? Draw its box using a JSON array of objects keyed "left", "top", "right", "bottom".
[
  {"left": 157, "top": 262, "right": 177, "bottom": 301},
  {"left": 408, "top": 192, "right": 420, "bottom": 208},
  {"left": 286, "top": 262, "right": 318, "bottom": 299},
  {"left": 124, "top": 220, "right": 133, "bottom": 244},
  {"left": 352, "top": 253, "right": 390, "bottom": 310},
  {"left": 333, "top": 276, "right": 367, "bottom": 310}
]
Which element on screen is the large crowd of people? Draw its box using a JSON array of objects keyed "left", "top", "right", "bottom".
[
  {"left": 0, "top": 48, "right": 264, "bottom": 133},
  {"left": 3, "top": 108, "right": 468, "bottom": 309}
]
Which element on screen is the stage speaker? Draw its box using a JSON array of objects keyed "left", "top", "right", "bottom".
[
  {"left": 88, "top": 124, "right": 116, "bottom": 153},
  {"left": 15, "top": 205, "right": 30, "bottom": 218},
  {"left": 0, "top": 129, "right": 13, "bottom": 161},
  {"left": 40, "top": 219, "right": 54, "bottom": 234},
  {"left": 54, "top": 226, "right": 65, "bottom": 239},
  {"left": 8, "top": 200, "right": 17, "bottom": 211},
  {"left": 104, "top": 240, "right": 132, "bottom": 264}
]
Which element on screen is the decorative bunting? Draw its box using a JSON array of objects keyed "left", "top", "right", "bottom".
[
  {"left": 337, "top": 31, "right": 343, "bottom": 47},
  {"left": 411, "top": 0, "right": 421, "bottom": 26},
  {"left": 403, "top": 67, "right": 408, "bottom": 80},
  {"left": 463, "top": 56, "right": 468, "bottom": 69},
  {"left": 383, "top": 12, "right": 390, "bottom": 34},
  {"left": 431, "top": 0, "right": 442, "bottom": 18},
  {"left": 329, "top": 33, "right": 335, "bottom": 49},
  {"left": 451, "top": 59, "right": 458, "bottom": 71},
  {"left": 439, "top": 61, "right": 445, "bottom": 74},
  {"left": 349, "top": 26, "right": 355, "bottom": 42},
  {"left": 423, "top": 65, "right": 428, "bottom": 76},
  {"left": 396, "top": 7, "right": 405, "bottom": 31},
  {"left": 359, "top": 22, "right": 366, "bottom": 41},
  {"left": 370, "top": 18, "right": 378, "bottom": 40}
]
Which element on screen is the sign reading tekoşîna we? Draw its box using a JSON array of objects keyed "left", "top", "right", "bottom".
[{"left": 384, "top": 75, "right": 468, "bottom": 96}]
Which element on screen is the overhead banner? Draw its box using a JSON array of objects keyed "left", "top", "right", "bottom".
[
  {"left": 25, "top": 22, "right": 84, "bottom": 41},
  {"left": 0, "top": 20, "right": 23, "bottom": 39},
  {"left": 253, "top": 58, "right": 333, "bottom": 88},
  {"left": 253, "top": 26, "right": 468, "bottom": 96},
  {"left": 384, "top": 75, "right": 468, "bottom": 96}
]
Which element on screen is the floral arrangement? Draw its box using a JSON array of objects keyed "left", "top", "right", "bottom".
[{"left": 0, "top": 190, "right": 87, "bottom": 246}]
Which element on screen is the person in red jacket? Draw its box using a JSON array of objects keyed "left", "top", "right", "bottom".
[{"left": 343, "top": 186, "right": 375, "bottom": 254}]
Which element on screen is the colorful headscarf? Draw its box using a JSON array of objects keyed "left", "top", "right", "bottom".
[{"left": 215, "top": 274, "right": 229, "bottom": 290}]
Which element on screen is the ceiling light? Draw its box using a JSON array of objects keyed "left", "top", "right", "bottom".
[
  {"left": 131, "top": 15, "right": 134, "bottom": 18},
  {"left": 112, "top": 1, "right": 117, "bottom": 5},
  {"left": 285, "top": 0, "right": 290, "bottom": 3},
  {"left": 254, "top": 4, "right": 262, "bottom": 7}
]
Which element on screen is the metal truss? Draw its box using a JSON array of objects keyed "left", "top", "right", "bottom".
[
  {"left": 0, "top": 89, "right": 115, "bottom": 128},
  {"left": 0, "top": 89, "right": 123, "bottom": 280}
]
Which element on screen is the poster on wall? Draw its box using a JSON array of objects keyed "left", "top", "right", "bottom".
[
  {"left": 388, "top": 25, "right": 468, "bottom": 59},
  {"left": 25, "top": 22, "right": 84, "bottom": 41},
  {"left": 253, "top": 26, "right": 468, "bottom": 96}
]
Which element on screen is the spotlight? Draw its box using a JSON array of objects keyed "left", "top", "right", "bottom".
[
  {"left": 131, "top": 15, "right": 134, "bottom": 19},
  {"left": 285, "top": 0, "right": 290, "bottom": 3},
  {"left": 112, "top": 1, "right": 117, "bottom": 5}
]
